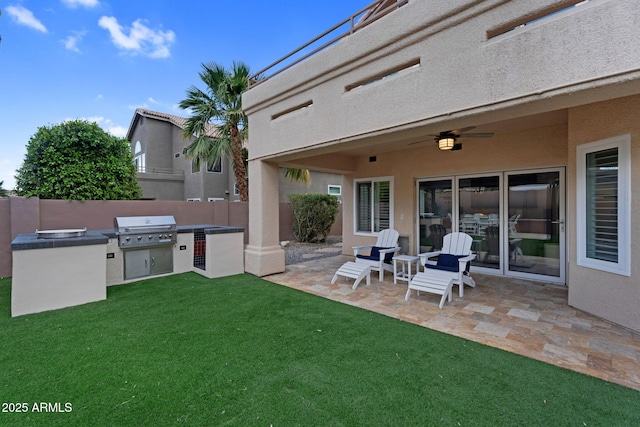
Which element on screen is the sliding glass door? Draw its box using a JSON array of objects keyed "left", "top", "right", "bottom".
[
  {"left": 417, "top": 179, "right": 452, "bottom": 253},
  {"left": 506, "top": 169, "right": 565, "bottom": 281},
  {"left": 417, "top": 168, "right": 565, "bottom": 283},
  {"left": 458, "top": 175, "right": 501, "bottom": 272}
]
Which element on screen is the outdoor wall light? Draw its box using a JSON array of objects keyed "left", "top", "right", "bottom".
[{"left": 438, "top": 137, "right": 456, "bottom": 150}]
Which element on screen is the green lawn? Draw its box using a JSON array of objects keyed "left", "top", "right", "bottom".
[{"left": 0, "top": 273, "right": 638, "bottom": 426}]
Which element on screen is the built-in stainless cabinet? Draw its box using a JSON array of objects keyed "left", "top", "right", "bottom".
[{"left": 124, "top": 247, "right": 173, "bottom": 280}]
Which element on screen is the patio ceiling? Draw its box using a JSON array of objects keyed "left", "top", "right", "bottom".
[{"left": 272, "top": 109, "right": 568, "bottom": 173}]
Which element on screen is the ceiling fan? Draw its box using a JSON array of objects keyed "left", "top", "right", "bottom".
[{"left": 411, "top": 126, "right": 494, "bottom": 151}]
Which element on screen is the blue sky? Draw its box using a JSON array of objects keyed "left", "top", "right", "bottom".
[{"left": 0, "top": 0, "right": 371, "bottom": 190}]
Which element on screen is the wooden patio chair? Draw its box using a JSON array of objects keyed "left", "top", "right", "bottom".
[
  {"left": 353, "top": 229, "right": 401, "bottom": 281},
  {"left": 407, "top": 232, "right": 476, "bottom": 302}
]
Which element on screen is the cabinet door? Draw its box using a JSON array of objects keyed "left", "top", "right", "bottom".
[
  {"left": 150, "top": 247, "right": 173, "bottom": 276},
  {"left": 124, "top": 250, "right": 150, "bottom": 280}
]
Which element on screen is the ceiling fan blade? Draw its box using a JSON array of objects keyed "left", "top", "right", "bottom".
[
  {"left": 449, "top": 126, "right": 476, "bottom": 135},
  {"left": 458, "top": 132, "right": 494, "bottom": 138},
  {"left": 451, "top": 143, "right": 463, "bottom": 151}
]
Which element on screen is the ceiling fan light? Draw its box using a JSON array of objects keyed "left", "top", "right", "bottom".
[{"left": 438, "top": 137, "right": 456, "bottom": 150}]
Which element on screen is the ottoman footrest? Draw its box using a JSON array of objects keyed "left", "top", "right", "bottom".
[
  {"left": 332, "top": 261, "right": 371, "bottom": 290},
  {"left": 405, "top": 273, "right": 454, "bottom": 309}
]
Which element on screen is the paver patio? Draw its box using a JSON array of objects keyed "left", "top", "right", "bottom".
[{"left": 265, "top": 254, "right": 640, "bottom": 391}]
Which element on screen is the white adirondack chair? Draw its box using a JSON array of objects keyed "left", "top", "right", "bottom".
[
  {"left": 353, "top": 229, "right": 401, "bottom": 281},
  {"left": 416, "top": 232, "right": 476, "bottom": 297}
]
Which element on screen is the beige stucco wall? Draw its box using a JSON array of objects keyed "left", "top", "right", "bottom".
[
  {"left": 567, "top": 95, "right": 640, "bottom": 331},
  {"left": 244, "top": 0, "right": 640, "bottom": 161}
]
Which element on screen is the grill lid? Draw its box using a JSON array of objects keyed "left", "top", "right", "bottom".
[{"left": 114, "top": 215, "right": 176, "bottom": 233}]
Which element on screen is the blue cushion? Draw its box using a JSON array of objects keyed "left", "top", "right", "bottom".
[
  {"left": 424, "top": 254, "right": 465, "bottom": 273},
  {"left": 356, "top": 246, "right": 394, "bottom": 264}
]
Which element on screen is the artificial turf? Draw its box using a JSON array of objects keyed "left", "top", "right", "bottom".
[{"left": 0, "top": 273, "right": 638, "bottom": 426}]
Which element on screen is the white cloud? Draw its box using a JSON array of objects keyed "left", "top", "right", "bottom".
[
  {"left": 61, "top": 31, "right": 87, "bottom": 53},
  {"left": 148, "top": 97, "right": 159, "bottom": 104},
  {"left": 6, "top": 5, "right": 48, "bottom": 33},
  {"left": 98, "top": 16, "right": 175, "bottom": 59},
  {"left": 108, "top": 126, "right": 128, "bottom": 138},
  {"left": 96, "top": 94, "right": 104, "bottom": 101},
  {"left": 128, "top": 103, "right": 148, "bottom": 110},
  {"left": 62, "top": 0, "right": 100, "bottom": 8}
]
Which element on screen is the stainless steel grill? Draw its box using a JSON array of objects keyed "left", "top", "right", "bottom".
[
  {"left": 114, "top": 215, "right": 177, "bottom": 249},
  {"left": 114, "top": 216, "right": 177, "bottom": 280}
]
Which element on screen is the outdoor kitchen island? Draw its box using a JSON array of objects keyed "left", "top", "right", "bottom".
[
  {"left": 104, "top": 223, "right": 245, "bottom": 285},
  {"left": 11, "top": 221, "right": 245, "bottom": 317}
]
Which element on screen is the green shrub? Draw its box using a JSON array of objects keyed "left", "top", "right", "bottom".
[{"left": 289, "top": 193, "right": 339, "bottom": 242}]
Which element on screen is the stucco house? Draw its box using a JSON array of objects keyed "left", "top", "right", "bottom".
[
  {"left": 242, "top": 0, "right": 640, "bottom": 333},
  {"left": 127, "top": 108, "right": 343, "bottom": 202}
]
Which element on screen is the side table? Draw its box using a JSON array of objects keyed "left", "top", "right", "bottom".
[{"left": 392, "top": 255, "right": 419, "bottom": 285}]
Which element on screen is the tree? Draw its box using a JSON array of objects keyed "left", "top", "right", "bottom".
[
  {"left": 0, "top": 181, "right": 8, "bottom": 198},
  {"left": 179, "top": 61, "right": 310, "bottom": 202},
  {"left": 289, "top": 194, "right": 339, "bottom": 242},
  {"left": 15, "top": 120, "right": 142, "bottom": 200},
  {"left": 179, "top": 61, "right": 251, "bottom": 201}
]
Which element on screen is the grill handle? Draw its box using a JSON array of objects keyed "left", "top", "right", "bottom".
[{"left": 124, "top": 225, "right": 173, "bottom": 232}]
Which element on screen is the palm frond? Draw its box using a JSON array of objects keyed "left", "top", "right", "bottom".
[{"left": 283, "top": 168, "right": 312, "bottom": 186}]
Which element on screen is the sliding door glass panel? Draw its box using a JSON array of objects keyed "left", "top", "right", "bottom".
[
  {"left": 458, "top": 176, "right": 500, "bottom": 270},
  {"left": 507, "top": 171, "right": 561, "bottom": 278},
  {"left": 418, "top": 179, "right": 452, "bottom": 253}
]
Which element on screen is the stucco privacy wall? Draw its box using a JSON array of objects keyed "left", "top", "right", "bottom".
[
  {"left": 343, "top": 123, "right": 569, "bottom": 253},
  {"left": 567, "top": 95, "right": 640, "bottom": 332},
  {"left": 0, "top": 197, "right": 343, "bottom": 278},
  {"left": 243, "top": 0, "right": 640, "bottom": 160}
]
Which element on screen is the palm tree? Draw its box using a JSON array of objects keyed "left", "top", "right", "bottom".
[
  {"left": 179, "top": 61, "right": 310, "bottom": 202},
  {"left": 180, "top": 61, "right": 251, "bottom": 201}
]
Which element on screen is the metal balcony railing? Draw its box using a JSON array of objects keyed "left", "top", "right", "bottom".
[
  {"left": 136, "top": 166, "right": 185, "bottom": 175},
  {"left": 248, "top": 0, "right": 408, "bottom": 88}
]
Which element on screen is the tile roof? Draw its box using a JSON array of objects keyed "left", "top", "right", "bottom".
[{"left": 126, "top": 108, "right": 218, "bottom": 141}]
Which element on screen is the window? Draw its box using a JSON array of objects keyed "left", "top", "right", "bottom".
[
  {"left": 576, "top": 135, "right": 630, "bottom": 276},
  {"left": 207, "top": 159, "right": 222, "bottom": 173},
  {"left": 187, "top": 198, "right": 201, "bottom": 202},
  {"left": 328, "top": 185, "right": 341, "bottom": 196},
  {"left": 355, "top": 177, "right": 393, "bottom": 234},
  {"left": 192, "top": 159, "right": 201, "bottom": 174},
  {"left": 234, "top": 183, "right": 240, "bottom": 196},
  {"left": 133, "top": 141, "right": 145, "bottom": 172}
]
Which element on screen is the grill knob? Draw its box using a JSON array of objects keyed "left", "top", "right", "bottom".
[
  {"left": 126, "top": 237, "right": 131, "bottom": 242},
  {"left": 137, "top": 236, "right": 142, "bottom": 241},
  {"left": 168, "top": 234, "right": 172, "bottom": 238},
  {"left": 149, "top": 235, "right": 153, "bottom": 239}
]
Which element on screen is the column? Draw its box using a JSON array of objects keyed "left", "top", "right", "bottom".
[{"left": 244, "top": 160, "right": 285, "bottom": 276}]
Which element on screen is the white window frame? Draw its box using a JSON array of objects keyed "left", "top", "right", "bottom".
[
  {"left": 576, "top": 134, "right": 631, "bottom": 276},
  {"left": 328, "top": 184, "right": 342, "bottom": 196},
  {"left": 187, "top": 198, "right": 201, "bottom": 202},
  {"left": 353, "top": 176, "right": 394, "bottom": 236}
]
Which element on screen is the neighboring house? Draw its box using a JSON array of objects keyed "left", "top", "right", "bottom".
[
  {"left": 127, "top": 108, "right": 343, "bottom": 202},
  {"left": 242, "top": 0, "right": 640, "bottom": 333},
  {"left": 127, "top": 108, "right": 237, "bottom": 201}
]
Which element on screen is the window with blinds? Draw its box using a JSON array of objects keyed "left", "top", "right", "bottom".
[
  {"left": 355, "top": 178, "right": 392, "bottom": 234},
  {"left": 585, "top": 148, "right": 618, "bottom": 262},
  {"left": 577, "top": 135, "right": 630, "bottom": 276}
]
